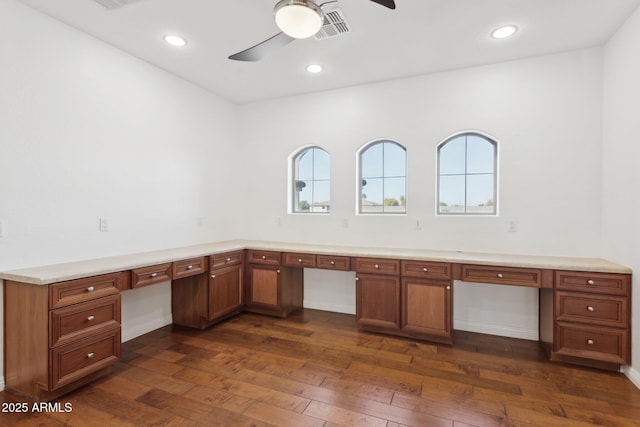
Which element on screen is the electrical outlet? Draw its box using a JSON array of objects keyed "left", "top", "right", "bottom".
[
  {"left": 343, "top": 218, "right": 349, "bottom": 228},
  {"left": 415, "top": 220, "right": 422, "bottom": 230},
  {"left": 99, "top": 218, "right": 109, "bottom": 232},
  {"left": 508, "top": 220, "right": 517, "bottom": 233}
]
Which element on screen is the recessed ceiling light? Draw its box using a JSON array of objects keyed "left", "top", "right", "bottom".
[
  {"left": 491, "top": 25, "right": 518, "bottom": 39},
  {"left": 164, "top": 34, "right": 187, "bottom": 47},
  {"left": 306, "top": 64, "right": 323, "bottom": 73}
]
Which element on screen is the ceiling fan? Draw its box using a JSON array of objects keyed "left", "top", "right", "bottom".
[{"left": 229, "top": 0, "right": 396, "bottom": 62}]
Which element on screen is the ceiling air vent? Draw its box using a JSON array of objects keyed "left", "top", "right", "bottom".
[
  {"left": 314, "top": 7, "right": 351, "bottom": 40},
  {"left": 92, "top": 0, "right": 145, "bottom": 10}
]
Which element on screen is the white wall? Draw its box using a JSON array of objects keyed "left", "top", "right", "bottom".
[
  {"left": 603, "top": 5, "right": 640, "bottom": 385},
  {"left": 238, "top": 49, "right": 604, "bottom": 340},
  {"left": 0, "top": 0, "right": 239, "bottom": 387}
]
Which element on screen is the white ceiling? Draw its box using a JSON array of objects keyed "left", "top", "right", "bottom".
[{"left": 18, "top": 0, "right": 640, "bottom": 104}]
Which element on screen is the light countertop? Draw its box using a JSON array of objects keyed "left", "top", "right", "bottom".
[{"left": 0, "top": 239, "right": 632, "bottom": 285}]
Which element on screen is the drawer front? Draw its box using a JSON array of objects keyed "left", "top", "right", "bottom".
[
  {"left": 317, "top": 255, "right": 351, "bottom": 271},
  {"left": 50, "top": 273, "right": 122, "bottom": 309},
  {"left": 50, "top": 328, "right": 121, "bottom": 390},
  {"left": 131, "top": 263, "right": 172, "bottom": 289},
  {"left": 555, "top": 271, "right": 630, "bottom": 296},
  {"left": 283, "top": 252, "right": 316, "bottom": 268},
  {"left": 247, "top": 250, "right": 281, "bottom": 266},
  {"left": 211, "top": 251, "right": 244, "bottom": 269},
  {"left": 172, "top": 257, "right": 207, "bottom": 280},
  {"left": 401, "top": 261, "right": 452, "bottom": 280},
  {"left": 555, "top": 292, "right": 628, "bottom": 328},
  {"left": 355, "top": 258, "right": 400, "bottom": 276},
  {"left": 461, "top": 265, "right": 542, "bottom": 288},
  {"left": 50, "top": 295, "right": 121, "bottom": 347},
  {"left": 554, "top": 322, "right": 629, "bottom": 364}
]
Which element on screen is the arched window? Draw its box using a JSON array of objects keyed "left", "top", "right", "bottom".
[
  {"left": 290, "top": 146, "right": 330, "bottom": 213},
  {"left": 357, "top": 140, "right": 407, "bottom": 214},
  {"left": 437, "top": 132, "right": 498, "bottom": 215}
]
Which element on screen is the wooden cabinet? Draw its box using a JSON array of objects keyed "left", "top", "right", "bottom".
[
  {"left": 245, "top": 250, "right": 303, "bottom": 317},
  {"left": 401, "top": 278, "right": 452, "bottom": 344},
  {"left": 356, "top": 273, "right": 400, "bottom": 329},
  {"left": 131, "top": 263, "right": 172, "bottom": 289},
  {"left": 4, "top": 273, "right": 123, "bottom": 400},
  {"left": 461, "top": 264, "right": 552, "bottom": 288},
  {"left": 316, "top": 255, "right": 351, "bottom": 271},
  {"left": 172, "top": 257, "right": 207, "bottom": 280},
  {"left": 172, "top": 251, "right": 244, "bottom": 329},
  {"left": 552, "top": 271, "right": 631, "bottom": 367}
]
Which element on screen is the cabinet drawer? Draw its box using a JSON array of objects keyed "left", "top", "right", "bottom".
[
  {"left": 555, "top": 292, "right": 628, "bottom": 328},
  {"left": 355, "top": 258, "right": 400, "bottom": 275},
  {"left": 401, "top": 260, "right": 452, "bottom": 280},
  {"left": 50, "top": 328, "right": 121, "bottom": 390},
  {"left": 317, "top": 255, "right": 351, "bottom": 271},
  {"left": 131, "top": 263, "right": 172, "bottom": 289},
  {"left": 555, "top": 271, "right": 630, "bottom": 296},
  {"left": 50, "top": 273, "right": 122, "bottom": 309},
  {"left": 461, "top": 265, "right": 542, "bottom": 288},
  {"left": 554, "top": 322, "right": 629, "bottom": 364},
  {"left": 50, "top": 295, "right": 121, "bottom": 347},
  {"left": 247, "top": 250, "right": 281, "bottom": 266},
  {"left": 283, "top": 253, "right": 316, "bottom": 268},
  {"left": 211, "top": 251, "right": 244, "bottom": 269},
  {"left": 172, "top": 257, "right": 207, "bottom": 280}
]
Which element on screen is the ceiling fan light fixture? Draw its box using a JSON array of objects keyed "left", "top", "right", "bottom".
[{"left": 274, "top": 0, "right": 323, "bottom": 39}]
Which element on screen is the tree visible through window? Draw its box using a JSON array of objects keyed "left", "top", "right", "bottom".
[
  {"left": 437, "top": 133, "right": 497, "bottom": 215},
  {"left": 358, "top": 140, "right": 407, "bottom": 214},
  {"left": 291, "top": 147, "right": 330, "bottom": 213}
]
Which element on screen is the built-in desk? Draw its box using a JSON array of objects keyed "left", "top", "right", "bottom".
[{"left": 1, "top": 239, "right": 632, "bottom": 400}]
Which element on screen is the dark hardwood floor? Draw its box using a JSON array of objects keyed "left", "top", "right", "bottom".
[{"left": 2, "top": 309, "right": 640, "bottom": 426}]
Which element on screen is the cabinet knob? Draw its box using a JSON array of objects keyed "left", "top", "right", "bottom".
[
  {"left": 86, "top": 286, "right": 95, "bottom": 293},
  {"left": 226, "top": 257, "right": 232, "bottom": 262},
  {"left": 423, "top": 267, "right": 429, "bottom": 272},
  {"left": 87, "top": 315, "right": 95, "bottom": 321},
  {"left": 330, "top": 260, "right": 335, "bottom": 265},
  {"left": 298, "top": 258, "right": 303, "bottom": 263},
  {"left": 356, "top": 277, "right": 359, "bottom": 281},
  {"left": 87, "top": 352, "right": 95, "bottom": 359},
  {"left": 497, "top": 273, "right": 504, "bottom": 278},
  {"left": 211, "top": 274, "right": 216, "bottom": 279},
  {"left": 262, "top": 255, "right": 267, "bottom": 260},
  {"left": 587, "top": 306, "right": 595, "bottom": 312},
  {"left": 187, "top": 265, "right": 193, "bottom": 270},
  {"left": 277, "top": 269, "right": 281, "bottom": 274},
  {"left": 587, "top": 279, "right": 595, "bottom": 285},
  {"left": 374, "top": 264, "right": 380, "bottom": 269},
  {"left": 587, "top": 339, "right": 595, "bottom": 345},
  {"left": 150, "top": 272, "right": 158, "bottom": 278},
  {"left": 446, "top": 285, "right": 451, "bottom": 290}
]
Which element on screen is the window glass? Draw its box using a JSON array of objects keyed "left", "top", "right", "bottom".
[
  {"left": 292, "top": 147, "right": 330, "bottom": 213},
  {"left": 359, "top": 141, "right": 407, "bottom": 214},
  {"left": 437, "top": 133, "right": 497, "bottom": 215}
]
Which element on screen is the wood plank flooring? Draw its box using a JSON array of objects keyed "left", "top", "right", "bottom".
[{"left": 2, "top": 309, "right": 640, "bottom": 426}]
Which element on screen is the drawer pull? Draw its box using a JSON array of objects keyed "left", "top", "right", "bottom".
[
  {"left": 587, "top": 306, "right": 595, "bottom": 312},
  {"left": 276, "top": 269, "right": 281, "bottom": 274},
  {"left": 87, "top": 315, "right": 95, "bottom": 321},
  {"left": 587, "top": 339, "right": 595, "bottom": 345},
  {"left": 226, "top": 257, "right": 232, "bottom": 262},
  {"left": 87, "top": 352, "right": 95, "bottom": 359},
  {"left": 86, "top": 286, "right": 95, "bottom": 293},
  {"left": 150, "top": 273, "right": 158, "bottom": 278},
  {"left": 211, "top": 274, "right": 216, "bottom": 279},
  {"left": 330, "top": 260, "right": 335, "bottom": 265},
  {"left": 262, "top": 255, "right": 267, "bottom": 260},
  {"left": 374, "top": 264, "right": 380, "bottom": 269},
  {"left": 497, "top": 273, "right": 504, "bottom": 278},
  {"left": 423, "top": 267, "right": 429, "bottom": 272},
  {"left": 298, "top": 258, "right": 303, "bottom": 263},
  {"left": 187, "top": 265, "right": 193, "bottom": 270},
  {"left": 587, "top": 279, "right": 595, "bottom": 285}
]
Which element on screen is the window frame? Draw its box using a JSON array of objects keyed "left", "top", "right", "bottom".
[
  {"left": 436, "top": 131, "right": 499, "bottom": 216},
  {"left": 288, "top": 145, "right": 331, "bottom": 214},
  {"left": 356, "top": 139, "right": 408, "bottom": 215}
]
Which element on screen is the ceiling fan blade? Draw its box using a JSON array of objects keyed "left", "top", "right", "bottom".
[
  {"left": 369, "top": 0, "right": 396, "bottom": 9},
  {"left": 228, "top": 32, "right": 295, "bottom": 62}
]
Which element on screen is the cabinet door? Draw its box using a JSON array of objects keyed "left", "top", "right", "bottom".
[
  {"left": 208, "top": 265, "right": 243, "bottom": 321},
  {"left": 356, "top": 273, "right": 400, "bottom": 329},
  {"left": 247, "top": 264, "right": 281, "bottom": 311},
  {"left": 401, "top": 278, "right": 452, "bottom": 343}
]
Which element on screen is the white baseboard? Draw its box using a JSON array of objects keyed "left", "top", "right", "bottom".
[
  {"left": 454, "top": 319, "right": 539, "bottom": 341},
  {"left": 121, "top": 314, "right": 173, "bottom": 343},
  {"left": 624, "top": 366, "right": 640, "bottom": 390},
  {"left": 303, "top": 302, "right": 355, "bottom": 315}
]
